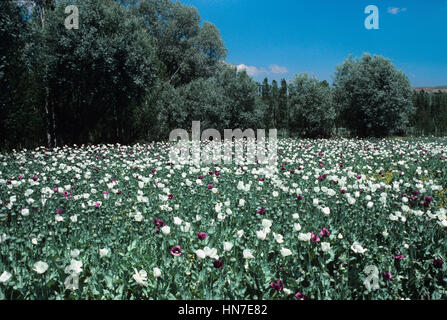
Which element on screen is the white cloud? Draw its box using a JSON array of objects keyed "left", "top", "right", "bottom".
[
  {"left": 236, "top": 64, "right": 288, "bottom": 76},
  {"left": 236, "top": 64, "right": 267, "bottom": 76},
  {"left": 269, "top": 65, "right": 288, "bottom": 74},
  {"left": 387, "top": 7, "right": 407, "bottom": 15}
]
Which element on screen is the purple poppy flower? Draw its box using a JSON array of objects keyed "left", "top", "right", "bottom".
[
  {"left": 170, "top": 245, "right": 182, "bottom": 256},
  {"left": 270, "top": 280, "right": 283, "bottom": 292},
  {"left": 207, "top": 184, "right": 213, "bottom": 189},
  {"left": 213, "top": 260, "right": 224, "bottom": 269},
  {"left": 295, "top": 292, "right": 307, "bottom": 300},
  {"left": 256, "top": 208, "right": 266, "bottom": 215},
  {"left": 382, "top": 272, "right": 394, "bottom": 280},
  {"left": 319, "top": 228, "right": 330, "bottom": 237},
  {"left": 197, "top": 232, "right": 207, "bottom": 240},
  {"left": 296, "top": 194, "right": 304, "bottom": 201},
  {"left": 433, "top": 258, "right": 444, "bottom": 269},
  {"left": 56, "top": 208, "right": 64, "bottom": 214},
  {"left": 311, "top": 232, "right": 320, "bottom": 243},
  {"left": 168, "top": 194, "right": 174, "bottom": 200},
  {"left": 394, "top": 254, "right": 404, "bottom": 260},
  {"left": 153, "top": 218, "right": 165, "bottom": 227}
]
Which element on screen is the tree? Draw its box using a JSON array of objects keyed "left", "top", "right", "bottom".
[
  {"left": 215, "top": 64, "right": 265, "bottom": 130},
  {"left": 135, "top": 0, "right": 226, "bottom": 87},
  {"left": 0, "top": 1, "right": 44, "bottom": 150},
  {"left": 289, "top": 73, "right": 335, "bottom": 138},
  {"left": 278, "top": 79, "right": 289, "bottom": 133},
  {"left": 334, "top": 53, "right": 414, "bottom": 137},
  {"left": 30, "top": 0, "right": 160, "bottom": 145},
  {"left": 270, "top": 80, "right": 279, "bottom": 128}
]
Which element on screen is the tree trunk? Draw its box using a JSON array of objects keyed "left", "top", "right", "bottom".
[
  {"left": 40, "top": 4, "right": 56, "bottom": 148},
  {"left": 44, "top": 90, "right": 52, "bottom": 147}
]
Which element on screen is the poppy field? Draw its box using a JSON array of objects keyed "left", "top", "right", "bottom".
[{"left": 0, "top": 137, "right": 446, "bottom": 300}]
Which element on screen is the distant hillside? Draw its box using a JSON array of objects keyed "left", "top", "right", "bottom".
[{"left": 414, "top": 86, "right": 447, "bottom": 93}]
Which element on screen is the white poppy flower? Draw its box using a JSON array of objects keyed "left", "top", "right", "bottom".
[
  {"left": 280, "top": 247, "right": 292, "bottom": 257},
  {"left": 132, "top": 269, "right": 148, "bottom": 287},
  {"left": 256, "top": 230, "right": 267, "bottom": 240},
  {"left": 223, "top": 242, "right": 233, "bottom": 252},
  {"left": 65, "top": 259, "right": 83, "bottom": 274},
  {"left": 321, "top": 242, "right": 331, "bottom": 252},
  {"left": 33, "top": 261, "right": 49, "bottom": 274},
  {"left": 273, "top": 233, "right": 284, "bottom": 244},
  {"left": 262, "top": 219, "right": 272, "bottom": 229},
  {"left": 298, "top": 232, "right": 312, "bottom": 242},
  {"left": 64, "top": 274, "right": 79, "bottom": 291},
  {"left": 161, "top": 226, "right": 171, "bottom": 235},
  {"left": 180, "top": 222, "right": 191, "bottom": 233},
  {"left": 203, "top": 247, "right": 219, "bottom": 260},
  {"left": 243, "top": 249, "right": 255, "bottom": 259},
  {"left": 173, "top": 217, "right": 182, "bottom": 225},
  {"left": 195, "top": 249, "right": 206, "bottom": 259},
  {"left": 99, "top": 248, "right": 109, "bottom": 258},
  {"left": 70, "top": 249, "right": 80, "bottom": 258},
  {"left": 153, "top": 267, "right": 161, "bottom": 278},
  {"left": 134, "top": 211, "right": 143, "bottom": 222},
  {"left": 351, "top": 242, "right": 368, "bottom": 254},
  {"left": 0, "top": 271, "right": 12, "bottom": 284}
]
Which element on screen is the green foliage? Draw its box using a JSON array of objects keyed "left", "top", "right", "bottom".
[
  {"left": 412, "top": 91, "right": 447, "bottom": 136},
  {"left": 1, "top": 138, "right": 446, "bottom": 299},
  {"left": 214, "top": 65, "right": 265, "bottom": 130},
  {"left": 334, "top": 54, "right": 414, "bottom": 137},
  {"left": 1, "top": 1, "right": 445, "bottom": 149},
  {"left": 135, "top": 0, "right": 226, "bottom": 87},
  {"left": 0, "top": 2, "right": 45, "bottom": 150},
  {"left": 288, "top": 73, "right": 335, "bottom": 138},
  {"left": 32, "top": 0, "right": 160, "bottom": 145},
  {"left": 0, "top": 0, "right": 230, "bottom": 149}
]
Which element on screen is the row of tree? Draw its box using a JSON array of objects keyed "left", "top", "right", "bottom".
[
  {"left": 260, "top": 71, "right": 447, "bottom": 138},
  {"left": 0, "top": 0, "right": 443, "bottom": 150},
  {"left": 260, "top": 53, "right": 417, "bottom": 138},
  {"left": 412, "top": 90, "right": 447, "bottom": 136}
]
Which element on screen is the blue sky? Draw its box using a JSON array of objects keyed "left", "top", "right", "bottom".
[{"left": 180, "top": 0, "right": 447, "bottom": 87}]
